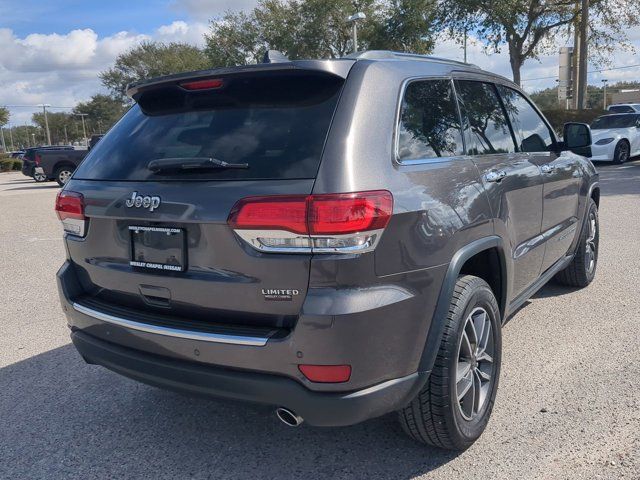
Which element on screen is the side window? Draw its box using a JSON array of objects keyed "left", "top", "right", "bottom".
[
  {"left": 455, "top": 80, "right": 516, "bottom": 155},
  {"left": 397, "top": 79, "right": 464, "bottom": 161},
  {"left": 497, "top": 85, "right": 555, "bottom": 152}
]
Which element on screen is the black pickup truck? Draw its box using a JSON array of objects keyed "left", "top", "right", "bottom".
[{"left": 21, "top": 147, "right": 88, "bottom": 186}]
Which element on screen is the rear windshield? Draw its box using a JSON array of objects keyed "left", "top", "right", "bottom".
[
  {"left": 608, "top": 105, "right": 636, "bottom": 113},
  {"left": 73, "top": 72, "right": 344, "bottom": 181},
  {"left": 591, "top": 114, "right": 639, "bottom": 129}
]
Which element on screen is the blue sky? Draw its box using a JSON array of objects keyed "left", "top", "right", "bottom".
[
  {"left": 1, "top": 1, "right": 182, "bottom": 37},
  {"left": 1, "top": 0, "right": 639, "bottom": 125}
]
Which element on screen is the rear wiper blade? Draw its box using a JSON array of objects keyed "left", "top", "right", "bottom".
[{"left": 147, "top": 157, "right": 249, "bottom": 173}]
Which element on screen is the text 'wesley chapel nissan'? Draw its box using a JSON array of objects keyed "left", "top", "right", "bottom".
[{"left": 55, "top": 51, "right": 600, "bottom": 450}]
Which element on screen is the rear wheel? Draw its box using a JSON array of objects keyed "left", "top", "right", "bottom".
[
  {"left": 555, "top": 199, "right": 599, "bottom": 287},
  {"left": 613, "top": 140, "right": 630, "bottom": 164},
  {"left": 399, "top": 275, "right": 501, "bottom": 450},
  {"left": 55, "top": 166, "right": 74, "bottom": 187}
]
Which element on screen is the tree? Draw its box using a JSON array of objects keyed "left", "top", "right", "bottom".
[
  {"left": 73, "top": 94, "right": 128, "bottom": 134},
  {"left": 439, "top": 0, "right": 640, "bottom": 85},
  {"left": 0, "top": 106, "right": 9, "bottom": 127},
  {"left": 100, "top": 41, "right": 210, "bottom": 100},
  {"left": 205, "top": 0, "right": 437, "bottom": 66},
  {"left": 369, "top": 0, "right": 436, "bottom": 53},
  {"left": 31, "top": 112, "right": 77, "bottom": 145}
]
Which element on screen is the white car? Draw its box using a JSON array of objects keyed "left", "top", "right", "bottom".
[
  {"left": 607, "top": 104, "right": 640, "bottom": 113},
  {"left": 590, "top": 113, "right": 640, "bottom": 163}
]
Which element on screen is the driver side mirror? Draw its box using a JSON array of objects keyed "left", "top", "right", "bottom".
[{"left": 563, "top": 122, "right": 592, "bottom": 157}]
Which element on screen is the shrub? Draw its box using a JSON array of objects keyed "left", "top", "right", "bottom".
[
  {"left": 542, "top": 109, "right": 607, "bottom": 135},
  {"left": 0, "top": 158, "right": 14, "bottom": 172}
]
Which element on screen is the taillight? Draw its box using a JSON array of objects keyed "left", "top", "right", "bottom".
[
  {"left": 55, "top": 190, "right": 87, "bottom": 237},
  {"left": 179, "top": 78, "right": 224, "bottom": 90},
  {"left": 228, "top": 190, "right": 392, "bottom": 253}
]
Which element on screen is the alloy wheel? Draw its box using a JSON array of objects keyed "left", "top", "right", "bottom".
[
  {"left": 585, "top": 211, "right": 597, "bottom": 274},
  {"left": 59, "top": 170, "right": 72, "bottom": 185},
  {"left": 456, "top": 307, "right": 495, "bottom": 421},
  {"left": 618, "top": 143, "right": 629, "bottom": 163}
]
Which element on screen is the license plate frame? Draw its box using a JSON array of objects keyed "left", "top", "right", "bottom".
[{"left": 129, "top": 226, "right": 187, "bottom": 272}]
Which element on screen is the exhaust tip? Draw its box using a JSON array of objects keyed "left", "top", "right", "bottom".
[{"left": 276, "top": 407, "right": 303, "bottom": 427}]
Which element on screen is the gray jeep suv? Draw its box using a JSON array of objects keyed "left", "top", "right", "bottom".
[{"left": 56, "top": 51, "right": 599, "bottom": 450}]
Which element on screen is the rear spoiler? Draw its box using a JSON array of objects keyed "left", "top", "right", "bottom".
[{"left": 126, "top": 59, "right": 355, "bottom": 100}]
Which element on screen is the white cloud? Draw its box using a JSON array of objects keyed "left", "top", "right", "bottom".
[
  {"left": 0, "top": 21, "right": 208, "bottom": 124},
  {"left": 433, "top": 30, "right": 640, "bottom": 93}
]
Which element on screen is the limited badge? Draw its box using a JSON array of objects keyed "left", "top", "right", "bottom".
[{"left": 261, "top": 289, "right": 300, "bottom": 301}]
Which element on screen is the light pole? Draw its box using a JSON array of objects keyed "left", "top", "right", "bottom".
[
  {"left": 347, "top": 12, "right": 366, "bottom": 54},
  {"left": 38, "top": 103, "right": 52, "bottom": 145},
  {"left": 601, "top": 79, "right": 608, "bottom": 110},
  {"left": 75, "top": 113, "right": 89, "bottom": 147},
  {"left": 31, "top": 133, "right": 36, "bottom": 146},
  {"left": 0, "top": 127, "right": 6, "bottom": 153},
  {"left": 8, "top": 124, "right": 15, "bottom": 151}
]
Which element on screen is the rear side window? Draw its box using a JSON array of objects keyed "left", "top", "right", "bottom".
[
  {"left": 497, "top": 85, "right": 555, "bottom": 152},
  {"left": 397, "top": 79, "right": 464, "bottom": 161},
  {"left": 455, "top": 80, "right": 516, "bottom": 155},
  {"left": 73, "top": 72, "right": 344, "bottom": 181}
]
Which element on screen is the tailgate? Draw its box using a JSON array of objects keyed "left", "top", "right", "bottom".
[
  {"left": 66, "top": 179, "right": 314, "bottom": 328},
  {"left": 63, "top": 67, "right": 348, "bottom": 329}
]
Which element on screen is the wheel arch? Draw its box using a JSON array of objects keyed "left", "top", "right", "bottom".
[
  {"left": 417, "top": 236, "right": 509, "bottom": 374},
  {"left": 54, "top": 161, "right": 76, "bottom": 173}
]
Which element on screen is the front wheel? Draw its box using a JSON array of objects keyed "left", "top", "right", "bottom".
[
  {"left": 33, "top": 172, "right": 47, "bottom": 182},
  {"left": 399, "top": 275, "right": 502, "bottom": 450},
  {"left": 555, "top": 198, "right": 599, "bottom": 287},
  {"left": 613, "top": 140, "right": 630, "bottom": 164}
]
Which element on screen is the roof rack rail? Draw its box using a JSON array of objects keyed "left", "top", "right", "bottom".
[{"left": 344, "top": 50, "right": 480, "bottom": 69}]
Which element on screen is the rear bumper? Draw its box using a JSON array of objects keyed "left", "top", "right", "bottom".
[
  {"left": 58, "top": 258, "right": 440, "bottom": 426},
  {"left": 71, "top": 329, "right": 426, "bottom": 427}
]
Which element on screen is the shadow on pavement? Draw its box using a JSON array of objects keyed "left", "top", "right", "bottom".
[
  {"left": 0, "top": 345, "right": 459, "bottom": 479},
  {"left": 7, "top": 184, "right": 60, "bottom": 191}
]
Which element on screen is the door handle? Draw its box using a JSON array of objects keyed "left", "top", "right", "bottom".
[
  {"left": 485, "top": 170, "right": 507, "bottom": 183},
  {"left": 541, "top": 164, "right": 555, "bottom": 174}
]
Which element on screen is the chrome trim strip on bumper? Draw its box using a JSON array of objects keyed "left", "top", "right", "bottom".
[{"left": 72, "top": 302, "right": 268, "bottom": 347}]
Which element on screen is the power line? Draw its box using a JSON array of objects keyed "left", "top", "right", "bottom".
[
  {"left": 521, "top": 63, "right": 640, "bottom": 82},
  {"left": 2, "top": 104, "right": 75, "bottom": 109}
]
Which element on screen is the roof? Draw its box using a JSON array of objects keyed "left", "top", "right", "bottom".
[
  {"left": 345, "top": 50, "right": 481, "bottom": 69},
  {"left": 126, "top": 50, "right": 488, "bottom": 99}
]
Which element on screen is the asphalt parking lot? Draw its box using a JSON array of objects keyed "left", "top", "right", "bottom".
[{"left": 1, "top": 162, "right": 639, "bottom": 480}]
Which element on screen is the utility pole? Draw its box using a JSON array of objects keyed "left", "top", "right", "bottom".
[
  {"left": 347, "top": 12, "right": 366, "bottom": 54},
  {"left": 64, "top": 124, "right": 69, "bottom": 145},
  {"left": 39, "top": 104, "right": 52, "bottom": 145},
  {"left": 463, "top": 27, "right": 468, "bottom": 63},
  {"left": 576, "top": 0, "right": 589, "bottom": 110},
  {"left": 601, "top": 79, "right": 608, "bottom": 109},
  {"left": 0, "top": 127, "right": 6, "bottom": 153},
  {"left": 8, "top": 125, "right": 15, "bottom": 151},
  {"left": 75, "top": 113, "right": 88, "bottom": 147}
]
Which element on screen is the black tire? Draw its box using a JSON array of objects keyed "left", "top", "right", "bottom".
[
  {"left": 33, "top": 172, "right": 47, "bottom": 182},
  {"left": 55, "top": 166, "right": 74, "bottom": 187},
  {"left": 555, "top": 199, "right": 599, "bottom": 287},
  {"left": 613, "top": 140, "right": 630, "bottom": 164},
  {"left": 399, "top": 275, "right": 502, "bottom": 450}
]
